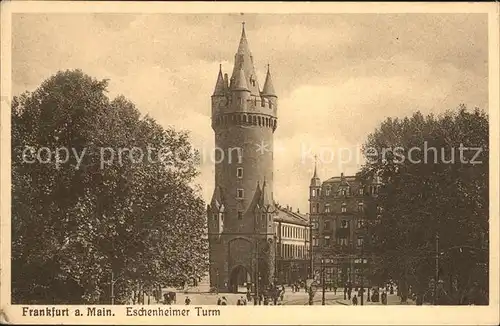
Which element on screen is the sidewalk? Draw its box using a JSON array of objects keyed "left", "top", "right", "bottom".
[{"left": 335, "top": 294, "right": 415, "bottom": 306}]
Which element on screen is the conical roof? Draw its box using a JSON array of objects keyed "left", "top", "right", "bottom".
[
  {"left": 212, "top": 65, "right": 225, "bottom": 96},
  {"left": 233, "top": 67, "right": 249, "bottom": 92},
  {"left": 260, "top": 179, "right": 275, "bottom": 211},
  {"left": 262, "top": 65, "right": 276, "bottom": 97},
  {"left": 230, "top": 23, "right": 260, "bottom": 95}
]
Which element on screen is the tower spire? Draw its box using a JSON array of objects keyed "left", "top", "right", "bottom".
[
  {"left": 262, "top": 64, "right": 276, "bottom": 97},
  {"left": 231, "top": 22, "right": 260, "bottom": 95},
  {"left": 313, "top": 154, "right": 318, "bottom": 178},
  {"left": 212, "top": 64, "right": 225, "bottom": 96}
]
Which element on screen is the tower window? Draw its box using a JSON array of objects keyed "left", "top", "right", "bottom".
[
  {"left": 237, "top": 167, "right": 243, "bottom": 178},
  {"left": 237, "top": 189, "right": 244, "bottom": 199},
  {"left": 359, "top": 188, "right": 364, "bottom": 195},
  {"left": 238, "top": 211, "right": 243, "bottom": 220},
  {"left": 326, "top": 187, "right": 331, "bottom": 196},
  {"left": 341, "top": 203, "right": 347, "bottom": 213},
  {"left": 325, "top": 204, "right": 330, "bottom": 213}
]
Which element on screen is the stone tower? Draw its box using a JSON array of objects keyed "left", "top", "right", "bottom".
[{"left": 207, "top": 24, "right": 278, "bottom": 293}]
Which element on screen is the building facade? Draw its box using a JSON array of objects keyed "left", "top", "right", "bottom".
[
  {"left": 207, "top": 24, "right": 279, "bottom": 293},
  {"left": 309, "top": 167, "right": 381, "bottom": 288},
  {"left": 274, "top": 206, "right": 312, "bottom": 285}
]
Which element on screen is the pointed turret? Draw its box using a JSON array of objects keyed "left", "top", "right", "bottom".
[
  {"left": 210, "top": 185, "right": 224, "bottom": 210},
  {"left": 262, "top": 65, "right": 276, "bottom": 97},
  {"left": 233, "top": 67, "right": 250, "bottom": 92},
  {"left": 310, "top": 158, "right": 321, "bottom": 187},
  {"left": 212, "top": 65, "right": 225, "bottom": 96},
  {"left": 261, "top": 179, "right": 275, "bottom": 211},
  {"left": 230, "top": 23, "right": 260, "bottom": 95},
  {"left": 249, "top": 181, "right": 262, "bottom": 211},
  {"left": 237, "top": 22, "right": 251, "bottom": 55}
]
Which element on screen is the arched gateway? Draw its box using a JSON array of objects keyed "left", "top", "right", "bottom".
[{"left": 229, "top": 265, "right": 251, "bottom": 293}]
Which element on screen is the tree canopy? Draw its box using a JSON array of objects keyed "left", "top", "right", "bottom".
[
  {"left": 11, "top": 69, "right": 208, "bottom": 304},
  {"left": 361, "top": 106, "right": 489, "bottom": 304}
]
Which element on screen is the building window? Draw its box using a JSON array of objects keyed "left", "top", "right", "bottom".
[
  {"left": 311, "top": 189, "right": 316, "bottom": 197},
  {"left": 341, "top": 203, "right": 347, "bottom": 213},
  {"left": 324, "top": 236, "right": 331, "bottom": 246},
  {"left": 339, "top": 237, "right": 348, "bottom": 246},
  {"left": 316, "top": 203, "right": 320, "bottom": 212},
  {"left": 312, "top": 221, "right": 319, "bottom": 230},
  {"left": 326, "top": 187, "right": 331, "bottom": 196},
  {"left": 311, "top": 205, "right": 316, "bottom": 213},
  {"left": 324, "top": 220, "right": 331, "bottom": 231},
  {"left": 341, "top": 220, "right": 348, "bottom": 229},
  {"left": 356, "top": 219, "right": 364, "bottom": 229},
  {"left": 359, "top": 188, "right": 363, "bottom": 195},
  {"left": 237, "top": 167, "right": 243, "bottom": 178},
  {"left": 377, "top": 205, "right": 383, "bottom": 213},
  {"left": 341, "top": 189, "right": 346, "bottom": 196},
  {"left": 238, "top": 211, "right": 243, "bottom": 220},
  {"left": 237, "top": 188, "right": 244, "bottom": 199},
  {"left": 325, "top": 204, "right": 331, "bottom": 213},
  {"left": 358, "top": 202, "right": 364, "bottom": 212},
  {"left": 357, "top": 237, "right": 364, "bottom": 247},
  {"left": 313, "top": 237, "right": 319, "bottom": 246}
]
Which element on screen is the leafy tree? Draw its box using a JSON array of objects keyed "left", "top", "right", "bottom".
[
  {"left": 361, "top": 106, "right": 488, "bottom": 305},
  {"left": 11, "top": 69, "right": 208, "bottom": 304}
]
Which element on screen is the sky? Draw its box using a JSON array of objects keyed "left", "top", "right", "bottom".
[{"left": 12, "top": 13, "right": 488, "bottom": 212}]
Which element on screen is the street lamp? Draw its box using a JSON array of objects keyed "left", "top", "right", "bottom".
[{"left": 321, "top": 258, "right": 326, "bottom": 305}]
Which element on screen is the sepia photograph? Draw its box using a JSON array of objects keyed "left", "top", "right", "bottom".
[{"left": 1, "top": 1, "right": 499, "bottom": 325}]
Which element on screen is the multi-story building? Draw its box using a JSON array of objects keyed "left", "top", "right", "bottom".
[
  {"left": 309, "top": 167, "right": 381, "bottom": 288},
  {"left": 274, "top": 206, "right": 312, "bottom": 285}
]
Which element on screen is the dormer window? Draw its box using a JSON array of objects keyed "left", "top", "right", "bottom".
[
  {"left": 341, "top": 202, "right": 347, "bottom": 213},
  {"left": 237, "top": 167, "right": 243, "bottom": 178}
]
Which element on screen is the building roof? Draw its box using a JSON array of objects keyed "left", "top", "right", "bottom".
[
  {"left": 262, "top": 65, "right": 276, "bottom": 97},
  {"left": 233, "top": 67, "right": 250, "bottom": 92},
  {"left": 212, "top": 65, "right": 225, "bottom": 96},
  {"left": 274, "top": 206, "right": 310, "bottom": 226},
  {"left": 230, "top": 23, "right": 260, "bottom": 96}
]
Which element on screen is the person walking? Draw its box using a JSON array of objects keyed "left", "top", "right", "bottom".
[
  {"left": 352, "top": 294, "right": 358, "bottom": 305},
  {"left": 185, "top": 296, "right": 191, "bottom": 305}
]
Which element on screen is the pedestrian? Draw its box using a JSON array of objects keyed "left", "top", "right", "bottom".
[
  {"left": 381, "top": 291, "right": 387, "bottom": 305},
  {"left": 217, "top": 297, "right": 222, "bottom": 305},
  {"left": 246, "top": 290, "right": 251, "bottom": 302},
  {"left": 352, "top": 294, "right": 358, "bottom": 306},
  {"left": 237, "top": 298, "right": 242, "bottom": 306},
  {"left": 185, "top": 296, "right": 191, "bottom": 305},
  {"left": 221, "top": 296, "right": 227, "bottom": 305},
  {"left": 348, "top": 288, "right": 352, "bottom": 300},
  {"left": 334, "top": 286, "right": 337, "bottom": 295}
]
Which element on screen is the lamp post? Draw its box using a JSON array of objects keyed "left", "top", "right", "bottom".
[
  {"left": 321, "top": 258, "right": 326, "bottom": 305},
  {"left": 434, "top": 233, "right": 439, "bottom": 305},
  {"left": 360, "top": 242, "right": 364, "bottom": 306}
]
